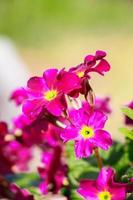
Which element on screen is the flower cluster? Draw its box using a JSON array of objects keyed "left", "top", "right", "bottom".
[{"left": 0, "top": 50, "right": 132, "bottom": 199}]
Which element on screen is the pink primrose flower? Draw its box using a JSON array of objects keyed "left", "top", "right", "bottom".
[
  {"left": 22, "top": 68, "right": 81, "bottom": 118},
  {"left": 77, "top": 167, "right": 127, "bottom": 200},
  {"left": 61, "top": 108, "right": 112, "bottom": 158}
]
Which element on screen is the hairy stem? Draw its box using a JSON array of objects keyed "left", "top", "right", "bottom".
[{"left": 94, "top": 147, "right": 102, "bottom": 170}]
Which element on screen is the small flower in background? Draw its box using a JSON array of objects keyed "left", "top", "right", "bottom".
[
  {"left": 38, "top": 145, "right": 68, "bottom": 194},
  {"left": 83, "top": 96, "right": 112, "bottom": 115},
  {"left": 77, "top": 167, "right": 128, "bottom": 200},
  {"left": 22, "top": 69, "right": 81, "bottom": 118},
  {"left": 124, "top": 101, "right": 133, "bottom": 126},
  {"left": 0, "top": 121, "right": 32, "bottom": 174},
  {"left": 13, "top": 114, "right": 48, "bottom": 147},
  {"left": 0, "top": 181, "right": 34, "bottom": 200},
  {"left": 13, "top": 114, "right": 62, "bottom": 148},
  {"left": 10, "top": 184, "right": 34, "bottom": 200},
  {"left": 61, "top": 107, "right": 112, "bottom": 158},
  {"left": 0, "top": 121, "right": 15, "bottom": 174},
  {"left": 10, "top": 87, "right": 28, "bottom": 106},
  {"left": 0, "top": 121, "right": 9, "bottom": 145},
  {"left": 3, "top": 140, "right": 32, "bottom": 172}
]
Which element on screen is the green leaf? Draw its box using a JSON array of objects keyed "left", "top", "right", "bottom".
[
  {"left": 100, "top": 142, "right": 129, "bottom": 178},
  {"left": 66, "top": 142, "right": 98, "bottom": 188},
  {"left": 70, "top": 190, "right": 83, "bottom": 200},
  {"left": 28, "top": 187, "right": 45, "bottom": 200},
  {"left": 121, "top": 107, "right": 133, "bottom": 120},
  {"left": 6, "top": 173, "right": 40, "bottom": 188},
  {"left": 126, "top": 139, "right": 133, "bottom": 162},
  {"left": 125, "top": 166, "right": 133, "bottom": 179},
  {"left": 28, "top": 187, "right": 40, "bottom": 196},
  {"left": 119, "top": 127, "right": 133, "bottom": 140}
]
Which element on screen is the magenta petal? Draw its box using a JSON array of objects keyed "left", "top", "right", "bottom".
[
  {"left": 61, "top": 127, "right": 78, "bottom": 142},
  {"left": 10, "top": 87, "right": 28, "bottom": 105},
  {"left": 96, "top": 167, "right": 115, "bottom": 189},
  {"left": 111, "top": 186, "right": 126, "bottom": 200},
  {"left": 22, "top": 98, "right": 45, "bottom": 118},
  {"left": 69, "top": 108, "right": 89, "bottom": 128},
  {"left": 84, "top": 55, "right": 95, "bottom": 66},
  {"left": 88, "top": 111, "right": 107, "bottom": 130},
  {"left": 75, "top": 139, "right": 93, "bottom": 158},
  {"left": 95, "top": 96, "right": 112, "bottom": 114},
  {"left": 57, "top": 71, "right": 81, "bottom": 94},
  {"left": 95, "top": 50, "right": 106, "bottom": 60},
  {"left": 46, "top": 95, "right": 67, "bottom": 116},
  {"left": 92, "top": 59, "right": 110, "bottom": 75},
  {"left": 92, "top": 130, "right": 112, "bottom": 150},
  {"left": 77, "top": 180, "right": 98, "bottom": 200},
  {"left": 43, "top": 68, "right": 58, "bottom": 88},
  {"left": 39, "top": 182, "right": 48, "bottom": 194},
  {"left": 27, "top": 76, "right": 48, "bottom": 92}
]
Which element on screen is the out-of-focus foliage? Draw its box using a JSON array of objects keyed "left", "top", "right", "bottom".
[
  {"left": 0, "top": 0, "right": 133, "bottom": 46},
  {"left": 119, "top": 107, "right": 133, "bottom": 140},
  {"left": 66, "top": 138, "right": 133, "bottom": 199},
  {"left": 6, "top": 173, "right": 40, "bottom": 188},
  {"left": 122, "top": 107, "right": 133, "bottom": 120},
  {"left": 119, "top": 127, "right": 133, "bottom": 140}
]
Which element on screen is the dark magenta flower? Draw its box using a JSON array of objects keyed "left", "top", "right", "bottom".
[
  {"left": 0, "top": 182, "right": 34, "bottom": 200},
  {"left": 77, "top": 167, "right": 127, "bottom": 200},
  {"left": 69, "top": 50, "right": 110, "bottom": 97},
  {"left": 10, "top": 87, "right": 28, "bottom": 106},
  {"left": 10, "top": 184, "right": 34, "bottom": 200},
  {"left": 61, "top": 108, "right": 112, "bottom": 158},
  {"left": 124, "top": 101, "right": 133, "bottom": 126},
  {"left": 0, "top": 121, "right": 9, "bottom": 145},
  {"left": 0, "top": 121, "right": 32, "bottom": 174},
  {"left": 0, "top": 122, "right": 14, "bottom": 174},
  {"left": 69, "top": 50, "right": 110, "bottom": 79},
  {"left": 84, "top": 50, "right": 110, "bottom": 76},
  {"left": 13, "top": 114, "right": 62, "bottom": 148},
  {"left": 13, "top": 114, "right": 48, "bottom": 147},
  {"left": 22, "top": 69, "right": 81, "bottom": 118},
  {"left": 38, "top": 145, "right": 68, "bottom": 194},
  {"left": 3, "top": 140, "right": 32, "bottom": 172}
]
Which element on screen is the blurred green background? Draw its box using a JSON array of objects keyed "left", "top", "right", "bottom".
[
  {"left": 0, "top": 0, "right": 133, "bottom": 140},
  {"left": 0, "top": 0, "right": 133, "bottom": 46}
]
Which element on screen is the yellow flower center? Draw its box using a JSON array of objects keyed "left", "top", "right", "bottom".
[
  {"left": 80, "top": 126, "right": 94, "bottom": 139},
  {"left": 77, "top": 71, "right": 84, "bottom": 78},
  {"left": 98, "top": 191, "right": 111, "bottom": 200},
  {"left": 44, "top": 90, "right": 57, "bottom": 101}
]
